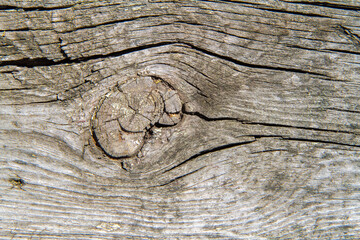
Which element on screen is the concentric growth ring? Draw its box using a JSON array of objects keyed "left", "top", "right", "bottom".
[{"left": 92, "top": 76, "right": 182, "bottom": 158}]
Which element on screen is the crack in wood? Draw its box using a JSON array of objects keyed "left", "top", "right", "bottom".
[
  {"left": 280, "top": 137, "right": 360, "bottom": 148},
  {"left": 281, "top": 1, "right": 360, "bottom": 11},
  {"left": 1, "top": 98, "right": 59, "bottom": 106},
  {"left": 58, "top": 37, "right": 70, "bottom": 60},
  {"left": 60, "top": 14, "right": 176, "bottom": 34},
  {"left": 186, "top": 43, "right": 329, "bottom": 77},
  {"left": 183, "top": 109, "right": 359, "bottom": 135},
  {"left": 0, "top": 4, "right": 74, "bottom": 11},
  {"left": 0, "top": 41, "right": 330, "bottom": 78},
  {"left": 0, "top": 42, "right": 174, "bottom": 67},
  {"left": 0, "top": 87, "right": 35, "bottom": 91},
  {"left": 150, "top": 167, "right": 205, "bottom": 187},
  {"left": 326, "top": 107, "right": 360, "bottom": 114},
  {"left": 337, "top": 25, "right": 360, "bottom": 46},
  {"left": 163, "top": 140, "right": 256, "bottom": 174},
  {"left": 252, "top": 6, "right": 331, "bottom": 18}
]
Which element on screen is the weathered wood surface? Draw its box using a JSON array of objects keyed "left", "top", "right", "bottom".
[{"left": 1, "top": 0, "right": 360, "bottom": 239}]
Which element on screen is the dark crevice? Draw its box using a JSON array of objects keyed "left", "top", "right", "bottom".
[
  {"left": 68, "top": 80, "right": 92, "bottom": 91},
  {"left": 176, "top": 59, "right": 218, "bottom": 86},
  {"left": 58, "top": 80, "right": 94, "bottom": 100},
  {"left": 3, "top": 15, "right": 168, "bottom": 32},
  {"left": 154, "top": 167, "right": 205, "bottom": 187},
  {"left": 0, "top": 40, "right": 331, "bottom": 78},
  {"left": 254, "top": 7, "right": 330, "bottom": 18},
  {"left": 180, "top": 78, "right": 210, "bottom": 98},
  {"left": 281, "top": 137, "right": 360, "bottom": 148},
  {"left": 120, "top": 162, "right": 128, "bottom": 172},
  {"left": 2, "top": 27, "right": 31, "bottom": 32},
  {"left": 201, "top": 0, "right": 261, "bottom": 6},
  {"left": 281, "top": 1, "right": 360, "bottom": 11},
  {"left": 173, "top": 20, "right": 204, "bottom": 27},
  {"left": 182, "top": 78, "right": 203, "bottom": 92},
  {"left": 163, "top": 140, "right": 256, "bottom": 174},
  {"left": 61, "top": 14, "right": 177, "bottom": 34},
  {"left": 287, "top": 44, "right": 360, "bottom": 56},
  {"left": 324, "top": 48, "right": 360, "bottom": 55},
  {"left": 0, "top": 57, "right": 57, "bottom": 68},
  {"left": 174, "top": 20, "right": 263, "bottom": 45},
  {"left": 326, "top": 108, "right": 360, "bottom": 114},
  {"left": 250, "top": 134, "right": 360, "bottom": 148},
  {"left": 1, "top": 98, "right": 59, "bottom": 106},
  {"left": 252, "top": 135, "right": 284, "bottom": 139},
  {"left": 154, "top": 122, "right": 175, "bottom": 128},
  {"left": 199, "top": 0, "right": 331, "bottom": 19},
  {"left": 0, "top": 4, "right": 74, "bottom": 12},
  {"left": 183, "top": 109, "right": 240, "bottom": 122},
  {"left": 0, "top": 87, "right": 34, "bottom": 91},
  {"left": 0, "top": 42, "right": 175, "bottom": 68},
  {"left": 251, "top": 149, "right": 288, "bottom": 154},
  {"left": 337, "top": 25, "right": 360, "bottom": 46},
  {"left": 285, "top": 44, "right": 322, "bottom": 51},
  {"left": 184, "top": 110, "right": 358, "bottom": 135},
  {"left": 91, "top": 128, "right": 130, "bottom": 160},
  {"left": 197, "top": 91, "right": 210, "bottom": 99},
  {"left": 185, "top": 43, "right": 328, "bottom": 76},
  {"left": 59, "top": 37, "right": 70, "bottom": 60},
  {"left": 247, "top": 121, "right": 357, "bottom": 135}
]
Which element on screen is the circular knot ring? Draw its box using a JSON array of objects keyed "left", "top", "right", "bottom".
[{"left": 92, "top": 76, "right": 182, "bottom": 158}]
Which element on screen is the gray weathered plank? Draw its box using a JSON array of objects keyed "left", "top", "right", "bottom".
[{"left": 1, "top": 1, "right": 359, "bottom": 239}]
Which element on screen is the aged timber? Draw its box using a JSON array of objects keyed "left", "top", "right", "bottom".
[{"left": 0, "top": 0, "right": 359, "bottom": 239}]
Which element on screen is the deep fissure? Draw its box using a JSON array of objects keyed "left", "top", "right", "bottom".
[{"left": 1, "top": 41, "right": 329, "bottom": 78}]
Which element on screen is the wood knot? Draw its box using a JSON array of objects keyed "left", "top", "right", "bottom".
[{"left": 92, "top": 76, "right": 182, "bottom": 159}]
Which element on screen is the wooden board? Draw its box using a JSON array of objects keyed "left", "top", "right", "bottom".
[{"left": 1, "top": 0, "right": 359, "bottom": 239}]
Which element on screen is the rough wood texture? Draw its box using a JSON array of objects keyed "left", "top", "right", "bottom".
[{"left": 1, "top": 0, "right": 360, "bottom": 239}]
